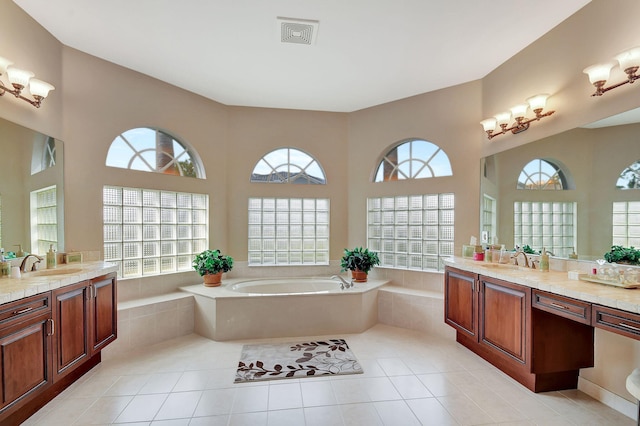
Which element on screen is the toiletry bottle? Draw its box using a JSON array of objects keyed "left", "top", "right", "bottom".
[
  {"left": 0, "top": 259, "right": 9, "bottom": 277},
  {"left": 539, "top": 247, "right": 549, "bottom": 272},
  {"left": 46, "top": 244, "right": 56, "bottom": 269}
]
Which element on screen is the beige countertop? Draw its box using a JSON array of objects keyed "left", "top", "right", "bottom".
[
  {"left": 444, "top": 257, "right": 640, "bottom": 314},
  {"left": 0, "top": 261, "right": 118, "bottom": 304}
]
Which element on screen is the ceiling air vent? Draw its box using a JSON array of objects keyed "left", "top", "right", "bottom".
[{"left": 277, "top": 17, "right": 319, "bottom": 45}]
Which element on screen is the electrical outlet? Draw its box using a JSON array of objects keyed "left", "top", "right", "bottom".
[{"left": 481, "top": 231, "right": 488, "bottom": 243}]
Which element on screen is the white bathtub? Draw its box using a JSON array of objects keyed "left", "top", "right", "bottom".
[{"left": 181, "top": 277, "right": 389, "bottom": 341}]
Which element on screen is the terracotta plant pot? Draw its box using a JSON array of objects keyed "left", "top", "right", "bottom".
[
  {"left": 203, "top": 272, "right": 223, "bottom": 287},
  {"left": 351, "top": 269, "right": 368, "bottom": 283}
]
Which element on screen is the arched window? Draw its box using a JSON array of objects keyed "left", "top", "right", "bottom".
[
  {"left": 106, "top": 127, "right": 204, "bottom": 178},
  {"left": 617, "top": 160, "right": 640, "bottom": 189},
  {"left": 250, "top": 147, "right": 326, "bottom": 184},
  {"left": 517, "top": 159, "right": 567, "bottom": 190},
  {"left": 374, "top": 139, "right": 452, "bottom": 182}
]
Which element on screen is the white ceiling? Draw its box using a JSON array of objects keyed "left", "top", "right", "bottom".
[{"left": 14, "top": 0, "right": 591, "bottom": 112}]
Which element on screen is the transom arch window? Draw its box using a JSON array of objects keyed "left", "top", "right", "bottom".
[
  {"left": 106, "top": 127, "right": 205, "bottom": 178},
  {"left": 517, "top": 158, "right": 571, "bottom": 190},
  {"left": 374, "top": 139, "right": 452, "bottom": 182},
  {"left": 250, "top": 147, "right": 326, "bottom": 184},
  {"left": 616, "top": 160, "right": 640, "bottom": 189}
]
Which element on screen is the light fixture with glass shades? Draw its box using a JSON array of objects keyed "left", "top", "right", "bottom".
[
  {"left": 480, "top": 94, "right": 555, "bottom": 140},
  {"left": 583, "top": 46, "right": 640, "bottom": 97},
  {"left": 0, "top": 56, "right": 55, "bottom": 108}
]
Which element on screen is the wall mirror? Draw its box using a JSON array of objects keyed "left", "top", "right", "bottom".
[
  {"left": 481, "top": 107, "right": 640, "bottom": 260},
  {"left": 0, "top": 117, "right": 64, "bottom": 257}
]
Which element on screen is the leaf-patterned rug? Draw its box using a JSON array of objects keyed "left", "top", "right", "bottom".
[{"left": 234, "top": 338, "right": 363, "bottom": 383}]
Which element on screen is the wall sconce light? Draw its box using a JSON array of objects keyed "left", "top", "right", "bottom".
[
  {"left": 480, "top": 94, "right": 555, "bottom": 140},
  {"left": 583, "top": 46, "right": 640, "bottom": 96},
  {"left": 0, "top": 56, "right": 55, "bottom": 108}
]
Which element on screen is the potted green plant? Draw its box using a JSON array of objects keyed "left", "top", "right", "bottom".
[
  {"left": 603, "top": 245, "right": 640, "bottom": 266},
  {"left": 340, "top": 247, "right": 380, "bottom": 282},
  {"left": 192, "top": 249, "right": 234, "bottom": 287}
]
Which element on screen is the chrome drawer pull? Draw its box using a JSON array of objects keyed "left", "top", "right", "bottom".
[
  {"left": 619, "top": 322, "right": 640, "bottom": 332},
  {"left": 13, "top": 307, "right": 33, "bottom": 315},
  {"left": 550, "top": 302, "right": 568, "bottom": 310}
]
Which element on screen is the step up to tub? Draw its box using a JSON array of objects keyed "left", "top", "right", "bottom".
[
  {"left": 378, "top": 285, "right": 453, "bottom": 339},
  {"left": 102, "top": 291, "right": 195, "bottom": 358}
]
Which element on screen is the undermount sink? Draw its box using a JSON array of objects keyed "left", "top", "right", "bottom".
[
  {"left": 29, "top": 268, "right": 83, "bottom": 277},
  {"left": 480, "top": 263, "right": 532, "bottom": 271}
]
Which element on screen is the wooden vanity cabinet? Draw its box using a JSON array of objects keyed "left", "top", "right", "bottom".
[
  {"left": 90, "top": 273, "right": 117, "bottom": 353},
  {"left": 52, "top": 273, "right": 117, "bottom": 381},
  {"left": 444, "top": 267, "right": 478, "bottom": 338},
  {"left": 0, "top": 271, "right": 117, "bottom": 425},
  {"left": 444, "top": 267, "right": 594, "bottom": 393},
  {"left": 479, "top": 276, "right": 530, "bottom": 365},
  {"left": 592, "top": 304, "right": 640, "bottom": 339},
  {"left": 0, "top": 294, "right": 53, "bottom": 415},
  {"left": 52, "top": 280, "right": 92, "bottom": 381}
]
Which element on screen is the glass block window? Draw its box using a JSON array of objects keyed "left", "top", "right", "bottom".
[
  {"left": 367, "top": 194, "right": 454, "bottom": 272},
  {"left": 30, "top": 186, "right": 57, "bottom": 255},
  {"left": 374, "top": 139, "right": 452, "bottom": 182},
  {"left": 103, "top": 186, "right": 208, "bottom": 278},
  {"left": 517, "top": 159, "right": 566, "bottom": 190},
  {"left": 482, "top": 194, "right": 497, "bottom": 244},
  {"left": 612, "top": 202, "right": 640, "bottom": 247},
  {"left": 248, "top": 198, "right": 329, "bottom": 265},
  {"left": 106, "top": 127, "right": 204, "bottom": 178},
  {"left": 250, "top": 147, "right": 326, "bottom": 184},
  {"left": 617, "top": 160, "right": 640, "bottom": 189},
  {"left": 513, "top": 201, "right": 576, "bottom": 258}
]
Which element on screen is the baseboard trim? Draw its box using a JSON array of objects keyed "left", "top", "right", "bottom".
[{"left": 578, "top": 376, "right": 637, "bottom": 420}]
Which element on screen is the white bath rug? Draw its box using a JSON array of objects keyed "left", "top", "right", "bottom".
[{"left": 234, "top": 338, "right": 363, "bottom": 383}]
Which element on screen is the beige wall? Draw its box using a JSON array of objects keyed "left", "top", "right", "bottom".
[
  {"left": 226, "top": 107, "right": 349, "bottom": 260},
  {"left": 60, "top": 47, "right": 229, "bottom": 254},
  {"left": 348, "top": 81, "right": 482, "bottom": 252},
  {"left": 2, "top": 0, "right": 640, "bottom": 411}
]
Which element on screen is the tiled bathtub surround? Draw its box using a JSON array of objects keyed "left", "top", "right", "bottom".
[
  {"left": 182, "top": 277, "right": 387, "bottom": 341},
  {"left": 373, "top": 267, "right": 455, "bottom": 339},
  {"left": 103, "top": 293, "right": 195, "bottom": 359}
]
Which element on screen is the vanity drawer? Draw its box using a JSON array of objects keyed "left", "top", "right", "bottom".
[
  {"left": 0, "top": 293, "right": 51, "bottom": 326},
  {"left": 532, "top": 290, "right": 591, "bottom": 325},
  {"left": 592, "top": 305, "right": 640, "bottom": 340}
]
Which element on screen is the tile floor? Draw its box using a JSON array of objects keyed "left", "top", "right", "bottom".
[{"left": 24, "top": 324, "right": 634, "bottom": 425}]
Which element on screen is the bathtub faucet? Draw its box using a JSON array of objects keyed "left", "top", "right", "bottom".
[{"left": 331, "top": 275, "right": 353, "bottom": 290}]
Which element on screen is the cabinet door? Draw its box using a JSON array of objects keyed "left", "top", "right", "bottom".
[
  {"left": 90, "top": 273, "right": 117, "bottom": 353},
  {"left": 0, "top": 312, "right": 52, "bottom": 413},
  {"left": 52, "top": 281, "right": 91, "bottom": 381},
  {"left": 444, "top": 267, "right": 478, "bottom": 338},
  {"left": 479, "top": 277, "right": 530, "bottom": 364}
]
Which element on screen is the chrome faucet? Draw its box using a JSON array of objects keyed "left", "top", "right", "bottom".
[
  {"left": 331, "top": 275, "right": 353, "bottom": 290},
  {"left": 20, "top": 254, "right": 44, "bottom": 272},
  {"left": 512, "top": 250, "right": 531, "bottom": 268}
]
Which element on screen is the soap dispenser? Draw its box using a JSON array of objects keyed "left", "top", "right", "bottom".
[
  {"left": 539, "top": 247, "right": 549, "bottom": 272},
  {"left": 46, "top": 244, "right": 56, "bottom": 269}
]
